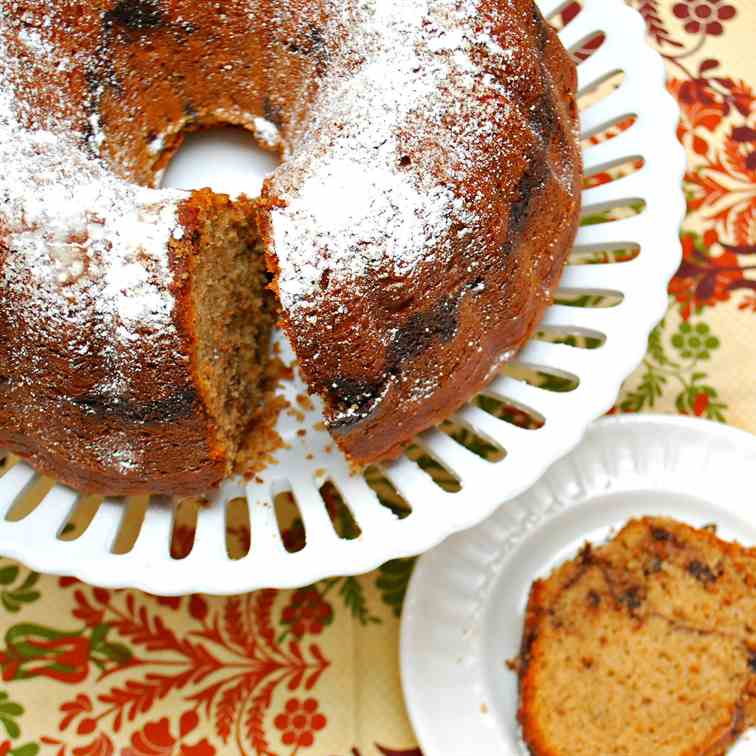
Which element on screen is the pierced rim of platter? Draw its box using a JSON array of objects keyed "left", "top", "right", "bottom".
[{"left": 0, "top": 0, "right": 687, "bottom": 595}]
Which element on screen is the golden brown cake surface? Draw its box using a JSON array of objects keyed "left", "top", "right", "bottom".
[
  {"left": 518, "top": 517, "right": 756, "bottom": 756},
  {"left": 0, "top": 0, "right": 581, "bottom": 492},
  {"left": 259, "top": 0, "right": 582, "bottom": 461}
]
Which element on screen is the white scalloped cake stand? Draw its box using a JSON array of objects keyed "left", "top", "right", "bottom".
[{"left": 0, "top": 0, "right": 686, "bottom": 594}]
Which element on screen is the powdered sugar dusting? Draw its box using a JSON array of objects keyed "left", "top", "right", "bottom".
[
  {"left": 253, "top": 117, "right": 282, "bottom": 150},
  {"left": 0, "top": 112, "right": 185, "bottom": 347},
  {"left": 148, "top": 134, "right": 165, "bottom": 155},
  {"left": 274, "top": 157, "right": 458, "bottom": 305},
  {"left": 0, "top": 11, "right": 189, "bottom": 470},
  {"left": 259, "top": 0, "right": 567, "bottom": 428},
  {"left": 269, "top": 0, "right": 515, "bottom": 317},
  {"left": 91, "top": 433, "right": 140, "bottom": 474},
  {"left": 17, "top": 27, "right": 50, "bottom": 56}
]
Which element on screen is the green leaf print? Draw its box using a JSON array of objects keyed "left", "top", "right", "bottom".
[
  {"left": 376, "top": 559, "right": 416, "bottom": 618},
  {"left": 10, "top": 744, "right": 40, "bottom": 756},
  {"left": 337, "top": 577, "right": 380, "bottom": 626},
  {"left": 0, "top": 566, "right": 40, "bottom": 614},
  {"left": 619, "top": 312, "right": 728, "bottom": 421},
  {"left": 0, "top": 691, "right": 25, "bottom": 739}
]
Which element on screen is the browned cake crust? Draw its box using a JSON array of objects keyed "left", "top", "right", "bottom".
[
  {"left": 518, "top": 518, "right": 756, "bottom": 756},
  {"left": 0, "top": 190, "right": 272, "bottom": 495},
  {"left": 258, "top": 1, "right": 582, "bottom": 462},
  {"left": 0, "top": 0, "right": 580, "bottom": 493},
  {"left": 0, "top": 190, "right": 214, "bottom": 495}
]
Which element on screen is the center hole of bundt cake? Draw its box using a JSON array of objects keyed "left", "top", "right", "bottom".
[{"left": 161, "top": 125, "right": 280, "bottom": 198}]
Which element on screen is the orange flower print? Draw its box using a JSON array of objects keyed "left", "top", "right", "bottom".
[
  {"left": 274, "top": 698, "right": 327, "bottom": 750},
  {"left": 669, "top": 75, "right": 756, "bottom": 244},
  {"left": 668, "top": 231, "right": 745, "bottom": 318},
  {"left": 50, "top": 587, "right": 330, "bottom": 756},
  {"left": 738, "top": 295, "right": 756, "bottom": 312},
  {"left": 124, "top": 712, "right": 215, "bottom": 756}
]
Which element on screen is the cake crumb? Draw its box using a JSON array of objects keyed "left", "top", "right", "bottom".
[
  {"left": 286, "top": 408, "right": 306, "bottom": 423},
  {"left": 296, "top": 393, "right": 314, "bottom": 411}
]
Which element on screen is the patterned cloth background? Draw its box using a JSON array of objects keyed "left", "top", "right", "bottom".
[{"left": 0, "top": 1, "right": 753, "bottom": 754}]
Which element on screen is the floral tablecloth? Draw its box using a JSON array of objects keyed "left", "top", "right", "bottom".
[{"left": 0, "top": 1, "right": 753, "bottom": 754}]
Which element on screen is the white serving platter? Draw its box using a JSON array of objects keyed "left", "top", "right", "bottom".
[{"left": 0, "top": 0, "right": 686, "bottom": 594}]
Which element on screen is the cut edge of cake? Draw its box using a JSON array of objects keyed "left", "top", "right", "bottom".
[{"left": 174, "top": 189, "right": 284, "bottom": 486}]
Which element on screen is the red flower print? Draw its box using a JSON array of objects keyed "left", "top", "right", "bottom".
[
  {"left": 672, "top": 74, "right": 756, "bottom": 244},
  {"left": 673, "top": 0, "right": 736, "bottom": 37},
  {"left": 0, "top": 625, "right": 91, "bottom": 683},
  {"left": 274, "top": 698, "right": 327, "bottom": 749},
  {"left": 59, "top": 693, "right": 93, "bottom": 731},
  {"left": 0, "top": 741, "right": 10, "bottom": 756},
  {"left": 72, "top": 589, "right": 105, "bottom": 627},
  {"left": 154, "top": 595, "right": 182, "bottom": 610},
  {"left": 46, "top": 593, "right": 330, "bottom": 756},
  {"left": 282, "top": 519, "right": 306, "bottom": 553},
  {"left": 668, "top": 231, "right": 744, "bottom": 318},
  {"left": 72, "top": 733, "right": 115, "bottom": 756},
  {"left": 281, "top": 589, "right": 333, "bottom": 638},
  {"left": 559, "top": 1, "right": 580, "bottom": 26},
  {"left": 226, "top": 524, "right": 251, "bottom": 556},
  {"left": 188, "top": 595, "right": 209, "bottom": 623},
  {"left": 170, "top": 524, "right": 196, "bottom": 560},
  {"left": 693, "top": 393, "right": 710, "bottom": 416},
  {"left": 26, "top": 636, "right": 91, "bottom": 682},
  {"left": 123, "top": 713, "right": 215, "bottom": 756}
]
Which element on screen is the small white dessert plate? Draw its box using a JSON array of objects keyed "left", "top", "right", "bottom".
[{"left": 400, "top": 414, "right": 756, "bottom": 756}]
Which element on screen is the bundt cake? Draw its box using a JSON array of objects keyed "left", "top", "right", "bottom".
[
  {"left": 517, "top": 517, "right": 756, "bottom": 756},
  {"left": 0, "top": 0, "right": 581, "bottom": 495}
]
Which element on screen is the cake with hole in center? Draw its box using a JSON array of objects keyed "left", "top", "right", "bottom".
[{"left": 0, "top": 0, "right": 581, "bottom": 495}]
